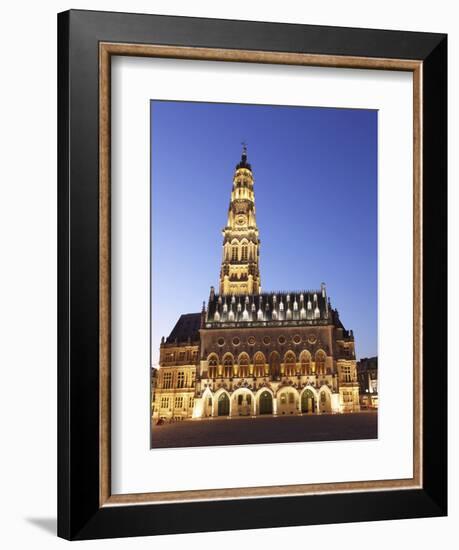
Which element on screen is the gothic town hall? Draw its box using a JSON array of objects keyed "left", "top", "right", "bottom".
[{"left": 152, "top": 146, "right": 361, "bottom": 422}]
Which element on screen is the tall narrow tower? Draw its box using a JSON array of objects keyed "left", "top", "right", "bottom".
[{"left": 219, "top": 145, "right": 261, "bottom": 296}]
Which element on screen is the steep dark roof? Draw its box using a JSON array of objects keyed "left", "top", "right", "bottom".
[
  {"left": 206, "top": 290, "right": 330, "bottom": 327},
  {"left": 166, "top": 313, "right": 201, "bottom": 344}
]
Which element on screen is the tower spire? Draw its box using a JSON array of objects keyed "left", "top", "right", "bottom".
[
  {"left": 219, "top": 146, "right": 261, "bottom": 296},
  {"left": 236, "top": 141, "right": 251, "bottom": 170}
]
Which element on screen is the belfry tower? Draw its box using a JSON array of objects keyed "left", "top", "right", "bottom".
[{"left": 219, "top": 144, "right": 261, "bottom": 296}]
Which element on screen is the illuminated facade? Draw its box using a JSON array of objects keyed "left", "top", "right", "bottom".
[
  {"left": 152, "top": 146, "right": 360, "bottom": 422},
  {"left": 357, "top": 356, "right": 378, "bottom": 409}
]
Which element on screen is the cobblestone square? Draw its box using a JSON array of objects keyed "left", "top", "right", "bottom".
[{"left": 151, "top": 411, "right": 377, "bottom": 449}]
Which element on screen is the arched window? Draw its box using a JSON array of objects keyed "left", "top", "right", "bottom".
[
  {"left": 238, "top": 353, "right": 249, "bottom": 378},
  {"left": 223, "top": 354, "right": 234, "bottom": 378},
  {"left": 300, "top": 350, "right": 311, "bottom": 375},
  {"left": 269, "top": 352, "right": 280, "bottom": 378},
  {"left": 253, "top": 352, "right": 266, "bottom": 377},
  {"left": 241, "top": 244, "right": 248, "bottom": 261},
  {"left": 315, "top": 350, "right": 326, "bottom": 375},
  {"left": 231, "top": 244, "right": 238, "bottom": 261},
  {"left": 207, "top": 354, "right": 218, "bottom": 378},
  {"left": 284, "top": 352, "right": 297, "bottom": 376}
]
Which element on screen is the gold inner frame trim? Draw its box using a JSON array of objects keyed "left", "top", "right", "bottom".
[{"left": 99, "top": 42, "right": 423, "bottom": 507}]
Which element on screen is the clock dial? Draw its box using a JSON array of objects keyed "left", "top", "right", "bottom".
[{"left": 236, "top": 215, "right": 246, "bottom": 225}]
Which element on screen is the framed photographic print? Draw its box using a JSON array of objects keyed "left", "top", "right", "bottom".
[{"left": 57, "top": 9, "right": 447, "bottom": 540}]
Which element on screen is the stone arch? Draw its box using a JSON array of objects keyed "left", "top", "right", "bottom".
[
  {"left": 277, "top": 386, "right": 300, "bottom": 415},
  {"left": 232, "top": 387, "right": 255, "bottom": 416},
  {"left": 213, "top": 387, "right": 231, "bottom": 417},
  {"left": 315, "top": 349, "right": 326, "bottom": 375},
  {"left": 253, "top": 351, "right": 266, "bottom": 377},
  {"left": 299, "top": 350, "right": 312, "bottom": 375},
  {"left": 201, "top": 387, "right": 214, "bottom": 417},
  {"left": 300, "top": 385, "right": 319, "bottom": 400},
  {"left": 300, "top": 385, "right": 318, "bottom": 413},
  {"left": 318, "top": 384, "right": 333, "bottom": 413},
  {"left": 255, "top": 387, "right": 274, "bottom": 415}
]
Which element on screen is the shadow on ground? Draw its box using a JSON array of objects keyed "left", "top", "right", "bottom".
[{"left": 26, "top": 517, "right": 57, "bottom": 536}]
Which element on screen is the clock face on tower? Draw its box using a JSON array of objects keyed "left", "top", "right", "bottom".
[{"left": 236, "top": 215, "right": 246, "bottom": 226}]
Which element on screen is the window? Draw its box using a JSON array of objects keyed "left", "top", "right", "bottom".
[
  {"left": 238, "top": 354, "right": 249, "bottom": 378},
  {"left": 342, "top": 366, "right": 352, "bottom": 382},
  {"left": 315, "top": 351, "right": 326, "bottom": 375},
  {"left": 288, "top": 392, "right": 294, "bottom": 404},
  {"left": 269, "top": 352, "right": 280, "bottom": 377},
  {"left": 284, "top": 352, "right": 296, "bottom": 376},
  {"left": 175, "top": 396, "right": 184, "bottom": 409},
  {"left": 300, "top": 351, "right": 311, "bottom": 375},
  {"left": 188, "top": 396, "right": 194, "bottom": 409},
  {"left": 241, "top": 245, "right": 248, "bottom": 261},
  {"left": 178, "top": 351, "right": 185, "bottom": 362},
  {"left": 232, "top": 245, "right": 238, "bottom": 261},
  {"left": 238, "top": 394, "right": 243, "bottom": 405},
  {"left": 160, "top": 396, "right": 170, "bottom": 409},
  {"left": 344, "top": 391, "right": 353, "bottom": 403},
  {"left": 247, "top": 395, "right": 251, "bottom": 405},
  {"left": 177, "top": 371, "right": 185, "bottom": 388},
  {"left": 254, "top": 352, "right": 265, "bottom": 377},
  {"left": 163, "top": 372, "right": 172, "bottom": 389},
  {"left": 165, "top": 352, "right": 175, "bottom": 363},
  {"left": 208, "top": 355, "right": 218, "bottom": 378},
  {"left": 223, "top": 355, "right": 233, "bottom": 377},
  {"left": 208, "top": 397, "right": 212, "bottom": 406}
]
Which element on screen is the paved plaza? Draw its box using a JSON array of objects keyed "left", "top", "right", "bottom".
[{"left": 151, "top": 411, "right": 377, "bottom": 449}]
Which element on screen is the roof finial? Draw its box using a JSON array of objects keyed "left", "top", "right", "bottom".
[{"left": 236, "top": 141, "right": 251, "bottom": 170}]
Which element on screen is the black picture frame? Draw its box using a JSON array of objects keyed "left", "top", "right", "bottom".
[{"left": 58, "top": 9, "right": 447, "bottom": 540}]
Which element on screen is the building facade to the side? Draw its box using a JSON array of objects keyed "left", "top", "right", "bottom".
[
  {"left": 152, "top": 147, "right": 361, "bottom": 422},
  {"left": 152, "top": 313, "right": 200, "bottom": 422},
  {"left": 357, "top": 356, "right": 378, "bottom": 409}
]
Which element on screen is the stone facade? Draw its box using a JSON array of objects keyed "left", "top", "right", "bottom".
[
  {"left": 152, "top": 147, "right": 361, "bottom": 422},
  {"left": 357, "top": 356, "right": 378, "bottom": 409}
]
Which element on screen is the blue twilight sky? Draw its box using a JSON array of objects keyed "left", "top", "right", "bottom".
[{"left": 150, "top": 100, "right": 377, "bottom": 365}]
